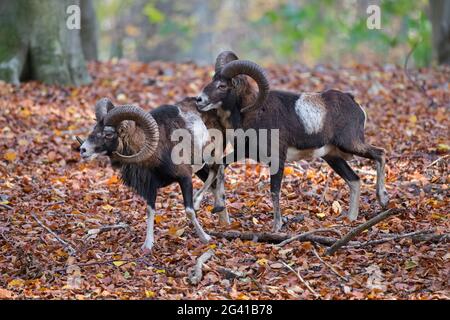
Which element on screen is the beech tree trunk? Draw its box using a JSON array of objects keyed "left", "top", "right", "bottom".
[
  {"left": 429, "top": 0, "right": 450, "bottom": 65},
  {"left": 0, "top": 0, "right": 91, "bottom": 85},
  {"left": 80, "top": 0, "right": 98, "bottom": 61}
]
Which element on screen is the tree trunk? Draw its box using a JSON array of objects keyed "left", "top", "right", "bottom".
[
  {"left": 429, "top": 0, "right": 450, "bottom": 65},
  {"left": 80, "top": 0, "right": 98, "bottom": 61},
  {"left": 0, "top": 0, "right": 91, "bottom": 85}
]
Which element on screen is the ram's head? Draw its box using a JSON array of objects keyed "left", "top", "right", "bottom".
[
  {"left": 78, "top": 98, "right": 159, "bottom": 163},
  {"left": 196, "top": 51, "right": 270, "bottom": 113}
]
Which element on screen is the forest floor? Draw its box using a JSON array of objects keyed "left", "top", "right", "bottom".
[{"left": 0, "top": 61, "right": 449, "bottom": 299}]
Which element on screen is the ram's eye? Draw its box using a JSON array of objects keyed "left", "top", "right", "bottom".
[{"left": 218, "top": 84, "right": 227, "bottom": 90}]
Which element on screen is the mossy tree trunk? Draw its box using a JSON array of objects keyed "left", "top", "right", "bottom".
[{"left": 0, "top": 0, "right": 91, "bottom": 85}]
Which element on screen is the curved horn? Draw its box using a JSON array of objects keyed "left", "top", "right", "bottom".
[
  {"left": 215, "top": 51, "right": 239, "bottom": 73},
  {"left": 103, "top": 105, "right": 159, "bottom": 163},
  {"left": 76, "top": 136, "right": 84, "bottom": 145},
  {"left": 221, "top": 60, "right": 270, "bottom": 113},
  {"left": 95, "top": 98, "right": 114, "bottom": 122}
]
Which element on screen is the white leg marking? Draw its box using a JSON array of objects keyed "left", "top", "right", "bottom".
[
  {"left": 271, "top": 192, "right": 283, "bottom": 232},
  {"left": 186, "top": 207, "right": 211, "bottom": 243},
  {"left": 376, "top": 159, "right": 389, "bottom": 208},
  {"left": 193, "top": 169, "right": 216, "bottom": 210},
  {"left": 212, "top": 166, "right": 230, "bottom": 226},
  {"left": 142, "top": 206, "right": 155, "bottom": 251},
  {"left": 347, "top": 180, "right": 361, "bottom": 221}
]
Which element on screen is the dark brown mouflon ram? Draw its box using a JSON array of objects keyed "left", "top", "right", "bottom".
[
  {"left": 196, "top": 51, "right": 389, "bottom": 231},
  {"left": 78, "top": 97, "right": 226, "bottom": 251}
]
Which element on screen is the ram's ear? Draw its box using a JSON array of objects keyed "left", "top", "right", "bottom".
[
  {"left": 231, "top": 77, "right": 240, "bottom": 88},
  {"left": 117, "top": 120, "right": 136, "bottom": 135}
]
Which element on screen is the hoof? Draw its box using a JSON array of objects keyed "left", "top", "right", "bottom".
[
  {"left": 337, "top": 210, "right": 358, "bottom": 222},
  {"left": 347, "top": 209, "right": 359, "bottom": 221},
  {"left": 378, "top": 190, "right": 390, "bottom": 208},
  {"left": 141, "top": 242, "right": 153, "bottom": 254},
  {"left": 200, "top": 234, "right": 212, "bottom": 243},
  {"left": 272, "top": 220, "right": 283, "bottom": 233},
  {"left": 217, "top": 209, "right": 231, "bottom": 226}
]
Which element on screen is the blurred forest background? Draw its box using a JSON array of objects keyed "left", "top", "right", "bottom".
[
  {"left": 97, "top": 0, "right": 442, "bottom": 67},
  {"left": 0, "top": 0, "right": 449, "bottom": 85}
]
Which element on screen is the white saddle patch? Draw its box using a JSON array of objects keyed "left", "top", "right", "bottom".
[{"left": 295, "top": 93, "right": 327, "bottom": 135}]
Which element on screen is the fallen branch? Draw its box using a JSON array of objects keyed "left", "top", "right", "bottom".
[
  {"left": 209, "top": 230, "right": 338, "bottom": 246},
  {"left": 278, "top": 228, "right": 341, "bottom": 247},
  {"left": 31, "top": 212, "right": 76, "bottom": 255},
  {"left": 188, "top": 249, "right": 214, "bottom": 285},
  {"left": 217, "top": 267, "right": 245, "bottom": 280},
  {"left": 281, "top": 261, "right": 320, "bottom": 299},
  {"left": 326, "top": 208, "right": 402, "bottom": 255},
  {"left": 84, "top": 223, "right": 129, "bottom": 241},
  {"left": 311, "top": 246, "right": 349, "bottom": 282},
  {"left": 345, "top": 229, "right": 435, "bottom": 248},
  {"left": 412, "top": 232, "right": 449, "bottom": 243},
  {"left": 426, "top": 154, "right": 449, "bottom": 169},
  {"left": 53, "top": 257, "right": 157, "bottom": 273}
]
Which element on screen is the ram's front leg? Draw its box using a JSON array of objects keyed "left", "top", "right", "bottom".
[
  {"left": 193, "top": 167, "right": 216, "bottom": 210},
  {"left": 180, "top": 176, "right": 211, "bottom": 243},
  {"left": 142, "top": 187, "right": 157, "bottom": 252},
  {"left": 270, "top": 161, "right": 285, "bottom": 232}
]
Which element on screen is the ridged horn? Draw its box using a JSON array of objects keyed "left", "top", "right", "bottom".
[
  {"left": 95, "top": 98, "right": 115, "bottom": 122},
  {"left": 215, "top": 51, "right": 239, "bottom": 73},
  {"left": 76, "top": 136, "right": 84, "bottom": 145},
  {"left": 221, "top": 60, "right": 270, "bottom": 112},
  {"left": 103, "top": 105, "right": 159, "bottom": 163}
]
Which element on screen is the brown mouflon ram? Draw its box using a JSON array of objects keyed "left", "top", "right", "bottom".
[
  {"left": 78, "top": 97, "right": 226, "bottom": 251},
  {"left": 196, "top": 51, "right": 389, "bottom": 231}
]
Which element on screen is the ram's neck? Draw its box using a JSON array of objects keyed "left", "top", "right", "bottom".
[{"left": 221, "top": 92, "right": 242, "bottom": 129}]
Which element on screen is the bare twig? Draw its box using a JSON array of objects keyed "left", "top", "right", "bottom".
[
  {"left": 53, "top": 257, "right": 156, "bottom": 273},
  {"left": 345, "top": 229, "right": 435, "bottom": 248},
  {"left": 188, "top": 249, "right": 214, "bottom": 285},
  {"left": 426, "top": 155, "right": 449, "bottom": 169},
  {"left": 404, "top": 42, "right": 436, "bottom": 107},
  {"left": 278, "top": 228, "right": 341, "bottom": 247},
  {"left": 84, "top": 223, "right": 129, "bottom": 241},
  {"left": 209, "top": 230, "right": 338, "bottom": 246},
  {"left": 0, "top": 203, "right": 13, "bottom": 210},
  {"left": 326, "top": 208, "right": 402, "bottom": 255},
  {"left": 281, "top": 261, "right": 320, "bottom": 299},
  {"left": 31, "top": 212, "right": 76, "bottom": 255},
  {"left": 311, "top": 246, "right": 349, "bottom": 282}
]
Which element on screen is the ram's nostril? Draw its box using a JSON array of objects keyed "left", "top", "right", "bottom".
[
  {"left": 196, "top": 96, "right": 202, "bottom": 103},
  {"left": 80, "top": 147, "right": 86, "bottom": 153}
]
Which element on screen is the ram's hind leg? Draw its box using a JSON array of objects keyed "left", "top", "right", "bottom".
[
  {"left": 179, "top": 176, "right": 211, "bottom": 243},
  {"left": 350, "top": 144, "right": 389, "bottom": 208},
  {"left": 323, "top": 155, "right": 361, "bottom": 221},
  {"left": 211, "top": 165, "right": 230, "bottom": 226}
]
